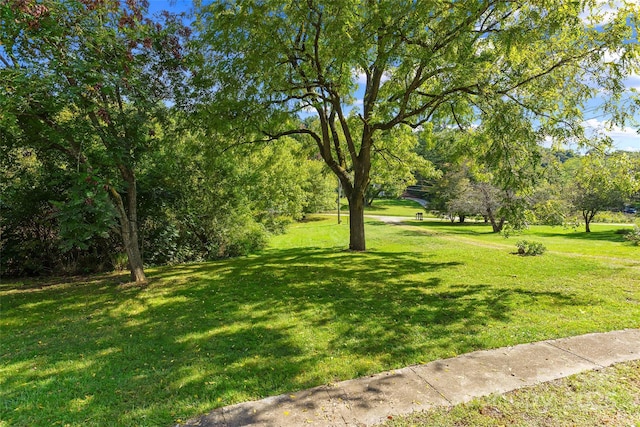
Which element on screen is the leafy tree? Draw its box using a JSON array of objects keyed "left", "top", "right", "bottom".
[
  {"left": 193, "top": 0, "right": 639, "bottom": 250},
  {"left": 0, "top": 0, "right": 189, "bottom": 282},
  {"left": 569, "top": 151, "right": 640, "bottom": 232},
  {"left": 241, "top": 137, "right": 335, "bottom": 229},
  {"left": 443, "top": 176, "right": 478, "bottom": 223},
  {"left": 419, "top": 127, "right": 539, "bottom": 232},
  {"left": 136, "top": 127, "right": 336, "bottom": 264},
  {"left": 527, "top": 148, "right": 574, "bottom": 226},
  {"left": 365, "top": 126, "right": 436, "bottom": 206}
]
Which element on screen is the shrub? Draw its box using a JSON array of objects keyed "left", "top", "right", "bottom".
[
  {"left": 624, "top": 226, "right": 640, "bottom": 246},
  {"left": 515, "top": 240, "right": 547, "bottom": 256},
  {"left": 593, "top": 211, "right": 634, "bottom": 224}
]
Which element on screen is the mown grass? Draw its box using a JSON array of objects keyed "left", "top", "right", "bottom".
[
  {"left": 382, "top": 360, "right": 640, "bottom": 427},
  {"left": 332, "top": 197, "right": 432, "bottom": 217},
  {"left": 1, "top": 210, "right": 639, "bottom": 426},
  {"left": 403, "top": 220, "right": 638, "bottom": 259},
  {"left": 363, "top": 198, "right": 429, "bottom": 217}
]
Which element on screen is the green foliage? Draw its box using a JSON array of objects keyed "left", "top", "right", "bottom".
[
  {"left": 111, "top": 252, "right": 129, "bottom": 272},
  {"left": 532, "top": 199, "right": 569, "bottom": 226},
  {"left": 569, "top": 151, "right": 640, "bottom": 231},
  {"left": 1, "top": 0, "right": 191, "bottom": 282},
  {"left": 0, "top": 149, "right": 121, "bottom": 276},
  {"left": 624, "top": 226, "right": 640, "bottom": 246},
  {"left": 419, "top": 129, "right": 541, "bottom": 232},
  {"left": 135, "top": 130, "right": 334, "bottom": 265},
  {"left": 366, "top": 126, "right": 439, "bottom": 205},
  {"left": 51, "top": 173, "right": 117, "bottom": 253},
  {"left": 592, "top": 210, "right": 636, "bottom": 224},
  {"left": 515, "top": 240, "right": 547, "bottom": 256}
]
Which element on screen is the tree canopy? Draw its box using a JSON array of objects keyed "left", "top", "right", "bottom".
[
  {"left": 193, "top": 0, "right": 640, "bottom": 250},
  {"left": 1, "top": 0, "right": 190, "bottom": 282}
]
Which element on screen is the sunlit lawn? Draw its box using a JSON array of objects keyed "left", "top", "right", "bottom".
[
  {"left": 404, "top": 219, "right": 638, "bottom": 259},
  {"left": 333, "top": 197, "right": 435, "bottom": 217},
  {"left": 1, "top": 208, "right": 639, "bottom": 426}
]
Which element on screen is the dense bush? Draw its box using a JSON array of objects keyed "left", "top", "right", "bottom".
[
  {"left": 0, "top": 158, "right": 122, "bottom": 277},
  {"left": 1, "top": 134, "right": 336, "bottom": 277}
]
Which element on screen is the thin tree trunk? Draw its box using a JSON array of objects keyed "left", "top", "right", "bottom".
[
  {"left": 583, "top": 210, "right": 594, "bottom": 233},
  {"left": 111, "top": 167, "right": 147, "bottom": 284},
  {"left": 365, "top": 187, "right": 381, "bottom": 207}
]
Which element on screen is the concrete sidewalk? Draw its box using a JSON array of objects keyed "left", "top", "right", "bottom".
[{"left": 181, "top": 329, "right": 640, "bottom": 427}]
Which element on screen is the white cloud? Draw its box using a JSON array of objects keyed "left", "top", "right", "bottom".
[
  {"left": 580, "top": 0, "right": 622, "bottom": 25},
  {"left": 621, "top": 145, "right": 640, "bottom": 152},
  {"left": 353, "top": 69, "right": 368, "bottom": 85},
  {"left": 583, "top": 117, "right": 640, "bottom": 151},
  {"left": 584, "top": 118, "right": 638, "bottom": 136},
  {"left": 352, "top": 68, "right": 392, "bottom": 85},
  {"left": 625, "top": 75, "right": 640, "bottom": 91}
]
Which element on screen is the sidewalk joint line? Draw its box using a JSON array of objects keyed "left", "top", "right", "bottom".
[
  {"left": 545, "top": 341, "right": 605, "bottom": 369},
  {"left": 408, "top": 365, "right": 453, "bottom": 406}
]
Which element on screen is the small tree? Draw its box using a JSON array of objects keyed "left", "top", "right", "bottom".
[
  {"left": 1, "top": 0, "right": 189, "bottom": 283},
  {"left": 569, "top": 152, "right": 640, "bottom": 232}
]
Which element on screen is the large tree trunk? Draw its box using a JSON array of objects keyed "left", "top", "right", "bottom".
[
  {"left": 493, "top": 218, "right": 505, "bottom": 233},
  {"left": 314, "top": 100, "right": 372, "bottom": 251},
  {"left": 111, "top": 166, "right": 147, "bottom": 284},
  {"left": 347, "top": 143, "right": 371, "bottom": 251},
  {"left": 348, "top": 192, "right": 366, "bottom": 251}
]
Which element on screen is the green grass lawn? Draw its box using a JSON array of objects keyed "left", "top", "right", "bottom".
[
  {"left": 403, "top": 220, "right": 638, "bottom": 259},
  {"left": 332, "top": 197, "right": 433, "bottom": 217},
  {"left": 364, "top": 198, "right": 429, "bottom": 217},
  {"left": 1, "top": 213, "right": 639, "bottom": 426}
]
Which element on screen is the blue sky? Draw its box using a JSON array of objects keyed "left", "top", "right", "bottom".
[
  {"left": 147, "top": 0, "right": 640, "bottom": 152},
  {"left": 148, "top": 0, "right": 192, "bottom": 16}
]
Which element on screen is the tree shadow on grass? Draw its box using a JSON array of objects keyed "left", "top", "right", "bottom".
[
  {"left": 403, "top": 220, "right": 497, "bottom": 235},
  {"left": 534, "top": 230, "right": 629, "bottom": 243},
  {"left": 0, "top": 246, "right": 593, "bottom": 426}
]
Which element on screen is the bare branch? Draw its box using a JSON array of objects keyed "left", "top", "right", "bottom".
[
  {"left": 0, "top": 52, "right": 14, "bottom": 68},
  {"left": 451, "top": 103, "right": 465, "bottom": 131}
]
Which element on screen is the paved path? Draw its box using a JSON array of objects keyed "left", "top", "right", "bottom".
[{"left": 180, "top": 329, "right": 640, "bottom": 427}]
